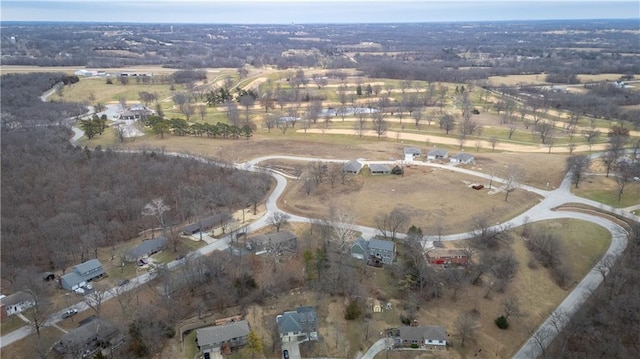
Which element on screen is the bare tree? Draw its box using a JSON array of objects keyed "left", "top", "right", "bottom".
[
  {"left": 113, "top": 123, "right": 127, "bottom": 143},
  {"left": 327, "top": 205, "right": 357, "bottom": 251},
  {"left": 566, "top": 155, "right": 591, "bottom": 189},
  {"left": 489, "top": 136, "right": 499, "bottom": 151},
  {"left": 439, "top": 113, "right": 456, "bottom": 134},
  {"left": 501, "top": 297, "right": 523, "bottom": 320},
  {"left": 503, "top": 165, "right": 525, "bottom": 202},
  {"left": 197, "top": 104, "right": 207, "bottom": 121},
  {"left": 84, "top": 284, "right": 108, "bottom": 318},
  {"left": 374, "top": 207, "right": 409, "bottom": 240},
  {"left": 16, "top": 269, "right": 53, "bottom": 337},
  {"left": 371, "top": 112, "right": 388, "bottom": 139},
  {"left": 142, "top": 198, "right": 171, "bottom": 234},
  {"left": 455, "top": 310, "right": 478, "bottom": 347},
  {"left": 268, "top": 212, "right": 290, "bottom": 232}
]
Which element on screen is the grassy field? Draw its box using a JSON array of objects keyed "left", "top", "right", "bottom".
[{"left": 574, "top": 175, "right": 640, "bottom": 208}]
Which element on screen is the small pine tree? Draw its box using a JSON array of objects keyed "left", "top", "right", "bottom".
[{"left": 495, "top": 315, "right": 509, "bottom": 329}]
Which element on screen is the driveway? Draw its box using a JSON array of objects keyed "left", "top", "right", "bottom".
[{"left": 282, "top": 340, "right": 302, "bottom": 359}]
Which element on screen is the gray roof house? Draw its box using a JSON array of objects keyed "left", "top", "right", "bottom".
[
  {"left": 0, "top": 291, "right": 34, "bottom": 318},
  {"left": 397, "top": 325, "right": 448, "bottom": 347},
  {"left": 350, "top": 237, "right": 369, "bottom": 260},
  {"left": 369, "top": 163, "right": 391, "bottom": 175},
  {"left": 183, "top": 213, "right": 232, "bottom": 235},
  {"left": 53, "top": 318, "right": 124, "bottom": 358},
  {"left": 196, "top": 320, "right": 250, "bottom": 355},
  {"left": 368, "top": 238, "right": 396, "bottom": 265},
  {"left": 342, "top": 160, "right": 364, "bottom": 174},
  {"left": 60, "top": 259, "right": 105, "bottom": 291},
  {"left": 276, "top": 306, "right": 318, "bottom": 342},
  {"left": 450, "top": 153, "right": 475, "bottom": 164},
  {"left": 124, "top": 236, "right": 168, "bottom": 262},
  {"left": 427, "top": 148, "right": 449, "bottom": 161},
  {"left": 250, "top": 231, "right": 297, "bottom": 253}
]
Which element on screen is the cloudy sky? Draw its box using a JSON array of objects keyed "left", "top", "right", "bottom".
[{"left": 2, "top": 0, "right": 638, "bottom": 24}]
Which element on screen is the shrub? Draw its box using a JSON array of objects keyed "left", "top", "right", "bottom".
[
  {"left": 344, "top": 300, "right": 362, "bottom": 320},
  {"left": 400, "top": 315, "right": 412, "bottom": 326},
  {"left": 410, "top": 343, "right": 420, "bottom": 349},
  {"left": 495, "top": 315, "right": 509, "bottom": 329}
]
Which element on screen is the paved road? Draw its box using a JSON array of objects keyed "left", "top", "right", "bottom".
[{"left": 2, "top": 147, "right": 638, "bottom": 358}]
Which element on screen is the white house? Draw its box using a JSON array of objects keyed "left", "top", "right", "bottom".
[{"left": 0, "top": 291, "right": 34, "bottom": 319}]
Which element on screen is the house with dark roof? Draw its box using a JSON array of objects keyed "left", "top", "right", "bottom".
[
  {"left": 124, "top": 236, "right": 168, "bottom": 262},
  {"left": 60, "top": 259, "right": 105, "bottom": 292},
  {"left": 450, "top": 153, "right": 475, "bottom": 164},
  {"left": 250, "top": 231, "right": 297, "bottom": 253},
  {"left": 0, "top": 291, "right": 34, "bottom": 319},
  {"left": 182, "top": 213, "right": 233, "bottom": 235},
  {"left": 196, "top": 320, "right": 250, "bottom": 355},
  {"left": 427, "top": 148, "right": 449, "bottom": 161},
  {"left": 53, "top": 318, "right": 124, "bottom": 358},
  {"left": 397, "top": 325, "right": 447, "bottom": 348},
  {"left": 369, "top": 163, "right": 391, "bottom": 175},
  {"left": 350, "top": 237, "right": 396, "bottom": 266},
  {"left": 276, "top": 306, "right": 318, "bottom": 342},
  {"left": 368, "top": 238, "right": 396, "bottom": 265},
  {"left": 342, "top": 160, "right": 364, "bottom": 174}
]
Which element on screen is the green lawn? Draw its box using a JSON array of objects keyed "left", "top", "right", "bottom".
[
  {"left": 573, "top": 181, "right": 640, "bottom": 208},
  {"left": 183, "top": 329, "right": 200, "bottom": 359}
]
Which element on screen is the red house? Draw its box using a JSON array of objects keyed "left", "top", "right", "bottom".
[{"left": 426, "top": 248, "right": 469, "bottom": 267}]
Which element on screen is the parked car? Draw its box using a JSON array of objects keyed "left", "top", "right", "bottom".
[
  {"left": 117, "top": 279, "right": 130, "bottom": 286},
  {"left": 62, "top": 309, "right": 78, "bottom": 319},
  {"left": 283, "top": 349, "right": 289, "bottom": 359}
]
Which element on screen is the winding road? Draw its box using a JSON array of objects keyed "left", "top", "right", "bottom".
[{"left": 1, "top": 132, "right": 638, "bottom": 359}]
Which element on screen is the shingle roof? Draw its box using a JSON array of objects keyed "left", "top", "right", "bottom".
[
  {"left": 399, "top": 325, "right": 447, "bottom": 342},
  {"left": 196, "top": 320, "right": 250, "bottom": 346},
  {"left": 183, "top": 213, "right": 232, "bottom": 234},
  {"left": 369, "top": 238, "right": 395, "bottom": 252},
  {"left": 427, "top": 248, "right": 468, "bottom": 258},
  {"left": 125, "top": 236, "right": 168, "bottom": 260},
  {"left": 0, "top": 291, "right": 32, "bottom": 307},
  {"left": 342, "top": 160, "right": 363, "bottom": 173},
  {"left": 351, "top": 237, "right": 369, "bottom": 254},
  {"left": 428, "top": 148, "right": 448, "bottom": 157},
  {"left": 452, "top": 153, "right": 474, "bottom": 161},
  {"left": 404, "top": 146, "right": 422, "bottom": 155},
  {"left": 74, "top": 259, "right": 103, "bottom": 276},
  {"left": 277, "top": 307, "right": 317, "bottom": 335},
  {"left": 54, "top": 318, "right": 120, "bottom": 354},
  {"left": 369, "top": 163, "right": 391, "bottom": 173},
  {"left": 267, "top": 231, "right": 297, "bottom": 244}
]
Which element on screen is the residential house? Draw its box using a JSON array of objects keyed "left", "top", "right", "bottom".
[
  {"left": 427, "top": 148, "right": 448, "bottom": 161},
  {"left": 182, "top": 213, "right": 233, "bottom": 235},
  {"left": 124, "top": 236, "right": 168, "bottom": 262},
  {"left": 397, "top": 325, "right": 448, "bottom": 348},
  {"left": 53, "top": 318, "right": 124, "bottom": 358},
  {"left": 450, "top": 153, "right": 475, "bottom": 164},
  {"left": 426, "top": 248, "right": 469, "bottom": 267},
  {"left": 0, "top": 291, "right": 34, "bottom": 319},
  {"left": 250, "top": 231, "right": 297, "bottom": 253},
  {"left": 276, "top": 306, "right": 318, "bottom": 342},
  {"left": 369, "top": 163, "right": 391, "bottom": 175},
  {"left": 350, "top": 237, "right": 369, "bottom": 260},
  {"left": 342, "top": 160, "right": 363, "bottom": 174},
  {"left": 351, "top": 237, "right": 396, "bottom": 266},
  {"left": 60, "top": 259, "right": 105, "bottom": 292},
  {"left": 404, "top": 146, "right": 422, "bottom": 161},
  {"left": 119, "top": 104, "right": 152, "bottom": 120},
  {"left": 368, "top": 238, "right": 396, "bottom": 265},
  {"left": 196, "top": 320, "right": 250, "bottom": 356}
]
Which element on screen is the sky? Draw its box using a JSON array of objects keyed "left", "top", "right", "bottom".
[{"left": 1, "top": 0, "right": 639, "bottom": 24}]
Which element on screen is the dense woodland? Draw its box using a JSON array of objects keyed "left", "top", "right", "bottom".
[{"left": 0, "top": 124, "right": 271, "bottom": 283}]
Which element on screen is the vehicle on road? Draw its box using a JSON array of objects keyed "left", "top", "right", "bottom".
[
  {"left": 117, "top": 279, "right": 130, "bottom": 286},
  {"left": 283, "top": 349, "right": 289, "bottom": 359},
  {"left": 62, "top": 309, "right": 78, "bottom": 319}
]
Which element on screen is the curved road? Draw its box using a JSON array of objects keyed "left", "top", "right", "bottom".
[{"left": 1, "top": 142, "right": 638, "bottom": 359}]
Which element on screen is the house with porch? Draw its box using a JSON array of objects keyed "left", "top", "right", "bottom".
[
  {"left": 196, "top": 320, "right": 250, "bottom": 356},
  {"left": 276, "top": 306, "right": 318, "bottom": 342}
]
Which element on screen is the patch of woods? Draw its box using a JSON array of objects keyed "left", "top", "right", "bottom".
[
  {"left": 1, "top": 72, "right": 86, "bottom": 129},
  {"left": 547, "top": 224, "right": 640, "bottom": 358},
  {"left": 0, "top": 127, "right": 271, "bottom": 280}
]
